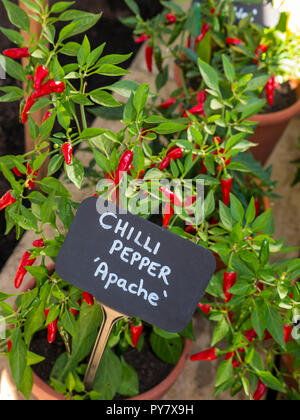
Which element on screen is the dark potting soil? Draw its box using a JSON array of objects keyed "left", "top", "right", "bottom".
[
  {"left": 30, "top": 328, "right": 174, "bottom": 399},
  {"left": 261, "top": 81, "right": 297, "bottom": 114},
  {"left": 0, "top": 0, "right": 163, "bottom": 272}
]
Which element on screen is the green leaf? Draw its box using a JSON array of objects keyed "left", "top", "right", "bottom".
[
  {"left": 2, "top": 0, "right": 30, "bottom": 32},
  {"left": 58, "top": 12, "right": 102, "bottom": 42},
  {"left": 222, "top": 55, "right": 235, "bottom": 82},
  {"left": 60, "top": 303, "right": 102, "bottom": 379},
  {"left": 99, "top": 80, "right": 140, "bottom": 98},
  {"left": 252, "top": 210, "right": 271, "bottom": 233},
  {"left": 95, "top": 64, "right": 130, "bottom": 77},
  {"left": 77, "top": 35, "right": 90, "bottom": 66},
  {"left": 150, "top": 332, "right": 183, "bottom": 365},
  {"left": 65, "top": 158, "right": 84, "bottom": 189},
  {"left": 133, "top": 83, "right": 149, "bottom": 115},
  {"left": 153, "top": 122, "right": 186, "bottom": 135},
  {"left": 204, "top": 190, "right": 215, "bottom": 218},
  {"left": 230, "top": 194, "right": 244, "bottom": 222},
  {"left": 97, "top": 53, "right": 132, "bottom": 66},
  {"left": 9, "top": 328, "right": 27, "bottom": 389},
  {"left": 124, "top": 0, "right": 140, "bottom": 15},
  {"left": 86, "top": 43, "right": 106, "bottom": 67},
  {"left": 219, "top": 201, "right": 232, "bottom": 230},
  {"left": 51, "top": 1, "right": 75, "bottom": 14},
  {"left": 256, "top": 371, "right": 286, "bottom": 393},
  {"left": 198, "top": 59, "right": 220, "bottom": 94},
  {"left": 252, "top": 300, "right": 266, "bottom": 340},
  {"left": 92, "top": 346, "right": 122, "bottom": 400},
  {"left": 211, "top": 318, "right": 229, "bottom": 346},
  {"left": 19, "top": 366, "right": 33, "bottom": 400},
  {"left": 215, "top": 360, "right": 234, "bottom": 388},
  {"left": 1, "top": 54, "right": 26, "bottom": 82},
  {"left": 47, "top": 155, "right": 64, "bottom": 176},
  {"left": 265, "top": 305, "right": 285, "bottom": 348},
  {"left": 93, "top": 148, "right": 110, "bottom": 173},
  {"left": 247, "top": 75, "right": 270, "bottom": 91},
  {"left": 39, "top": 177, "right": 71, "bottom": 197},
  {"left": 245, "top": 197, "right": 256, "bottom": 225},
  {"left": 118, "top": 357, "right": 139, "bottom": 397},
  {"left": 39, "top": 113, "right": 56, "bottom": 141},
  {"left": 61, "top": 309, "right": 76, "bottom": 337},
  {"left": 89, "top": 89, "right": 121, "bottom": 108},
  {"left": 0, "top": 26, "right": 24, "bottom": 45},
  {"left": 81, "top": 127, "right": 105, "bottom": 139}
]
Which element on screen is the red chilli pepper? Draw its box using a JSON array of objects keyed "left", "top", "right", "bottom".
[
  {"left": 254, "top": 44, "right": 268, "bottom": 64},
  {"left": 7, "top": 338, "right": 12, "bottom": 353},
  {"left": 184, "top": 103, "right": 205, "bottom": 118},
  {"left": 244, "top": 328, "right": 258, "bottom": 343},
  {"left": 26, "top": 163, "right": 38, "bottom": 190},
  {"left": 221, "top": 178, "right": 232, "bottom": 206},
  {"left": 195, "top": 23, "right": 210, "bottom": 44},
  {"left": 42, "top": 111, "right": 52, "bottom": 123},
  {"left": 131, "top": 323, "right": 143, "bottom": 347},
  {"left": 284, "top": 325, "right": 293, "bottom": 343},
  {"left": 158, "top": 97, "right": 176, "bottom": 109},
  {"left": 44, "top": 309, "right": 58, "bottom": 344},
  {"left": 34, "top": 65, "right": 49, "bottom": 90},
  {"left": 3, "top": 48, "right": 29, "bottom": 59},
  {"left": 253, "top": 380, "right": 267, "bottom": 401},
  {"left": 62, "top": 142, "right": 73, "bottom": 165},
  {"left": 32, "top": 238, "right": 45, "bottom": 248},
  {"left": 69, "top": 299, "right": 81, "bottom": 318},
  {"left": 135, "top": 34, "right": 149, "bottom": 44},
  {"left": 226, "top": 37, "right": 243, "bottom": 46},
  {"left": 0, "top": 190, "right": 16, "bottom": 211},
  {"left": 32, "top": 79, "right": 66, "bottom": 99},
  {"left": 168, "top": 147, "right": 183, "bottom": 161},
  {"left": 15, "top": 251, "right": 36, "bottom": 289},
  {"left": 255, "top": 199, "right": 261, "bottom": 218},
  {"left": 163, "top": 203, "right": 174, "bottom": 227},
  {"left": 22, "top": 95, "right": 36, "bottom": 124},
  {"left": 197, "top": 90, "right": 207, "bottom": 105},
  {"left": 266, "top": 76, "right": 276, "bottom": 106},
  {"left": 82, "top": 292, "right": 94, "bottom": 306},
  {"left": 115, "top": 150, "right": 134, "bottom": 185},
  {"left": 145, "top": 45, "right": 154, "bottom": 73},
  {"left": 13, "top": 167, "right": 22, "bottom": 177},
  {"left": 198, "top": 303, "right": 211, "bottom": 315},
  {"left": 166, "top": 13, "right": 177, "bottom": 23},
  {"left": 160, "top": 187, "right": 182, "bottom": 208},
  {"left": 223, "top": 271, "right": 237, "bottom": 303},
  {"left": 190, "top": 348, "right": 218, "bottom": 362}
]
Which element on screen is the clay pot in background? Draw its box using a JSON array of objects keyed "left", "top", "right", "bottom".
[
  {"left": 174, "top": 63, "right": 300, "bottom": 166},
  {"left": 248, "top": 93, "right": 300, "bottom": 165}
]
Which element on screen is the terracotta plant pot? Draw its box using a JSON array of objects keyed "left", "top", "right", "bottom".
[
  {"left": 21, "top": 273, "right": 192, "bottom": 401},
  {"left": 248, "top": 93, "right": 300, "bottom": 165},
  {"left": 174, "top": 63, "right": 300, "bottom": 166},
  {"left": 32, "top": 339, "right": 193, "bottom": 401}
]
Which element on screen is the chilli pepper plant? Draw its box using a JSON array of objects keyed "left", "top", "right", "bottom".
[
  {"left": 0, "top": 0, "right": 299, "bottom": 401},
  {"left": 125, "top": 0, "right": 300, "bottom": 111}
]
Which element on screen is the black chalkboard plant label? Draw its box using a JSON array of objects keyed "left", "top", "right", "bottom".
[{"left": 56, "top": 196, "right": 216, "bottom": 333}]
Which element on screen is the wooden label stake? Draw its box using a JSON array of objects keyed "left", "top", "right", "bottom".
[{"left": 84, "top": 304, "right": 126, "bottom": 390}]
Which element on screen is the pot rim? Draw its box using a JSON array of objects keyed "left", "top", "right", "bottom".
[
  {"left": 249, "top": 97, "right": 300, "bottom": 126},
  {"left": 23, "top": 270, "right": 193, "bottom": 400},
  {"left": 31, "top": 338, "right": 192, "bottom": 401}
]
